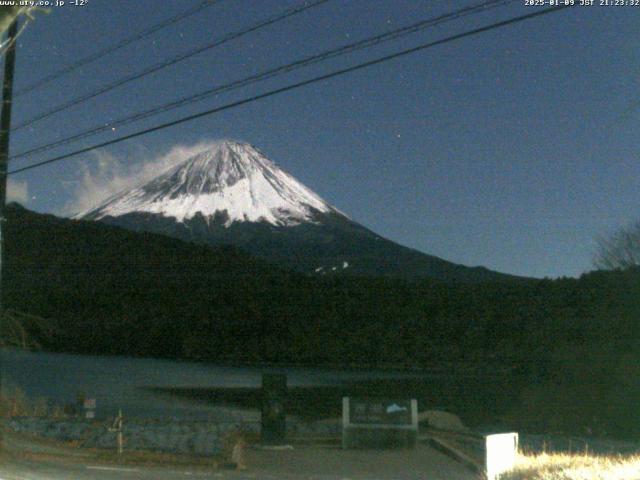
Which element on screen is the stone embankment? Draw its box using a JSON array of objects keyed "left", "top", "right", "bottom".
[{"left": 4, "top": 417, "right": 341, "bottom": 455}]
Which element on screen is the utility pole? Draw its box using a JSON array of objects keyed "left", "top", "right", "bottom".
[
  {"left": 0, "top": 18, "right": 18, "bottom": 451},
  {"left": 0, "top": 19, "right": 18, "bottom": 318}
]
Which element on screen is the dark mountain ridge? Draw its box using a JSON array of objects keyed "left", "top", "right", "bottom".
[{"left": 5, "top": 203, "right": 640, "bottom": 437}]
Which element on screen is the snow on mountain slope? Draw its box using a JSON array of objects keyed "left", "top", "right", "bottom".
[
  {"left": 77, "top": 140, "right": 522, "bottom": 282},
  {"left": 80, "top": 141, "right": 339, "bottom": 227}
]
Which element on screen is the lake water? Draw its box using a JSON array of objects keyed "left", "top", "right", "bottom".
[{"left": 1, "top": 348, "right": 427, "bottom": 421}]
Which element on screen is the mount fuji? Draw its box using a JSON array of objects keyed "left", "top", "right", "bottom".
[{"left": 79, "top": 141, "right": 516, "bottom": 282}]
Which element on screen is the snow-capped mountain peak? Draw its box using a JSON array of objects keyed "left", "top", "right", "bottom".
[
  {"left": 81, "top": 141, "right": 338, "bottom": 227},
  {"left": 77, "top": 140, "right": 518, "bottom": 281}
]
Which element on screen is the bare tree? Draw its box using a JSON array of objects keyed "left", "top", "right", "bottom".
[
  {"left": 594, "top": 221, "right": 640, "bottom": 270},
  {"left": 0, "top": 309, "right": 54, "bottom": 350}
]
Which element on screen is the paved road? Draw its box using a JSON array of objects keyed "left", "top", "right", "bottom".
[
  {"left": 1, "top": 428, "right": 476, "bottom": 480},
  {"left": 0, "top": 458, "right": 334, "bottom": 480},
  {"left": 245, "top": 444, "right": 477, "bottom": 480},
  {"left": 0, "top": 457, "right": 232, "bottom": 480},
  {"left": 0, "top": 445, "right": 476, "bottom": 480}
]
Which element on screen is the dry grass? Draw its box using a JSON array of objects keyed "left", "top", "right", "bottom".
[
  {"left": 503, "top": 452, "right": 640, "bottom": 480},
  {"left": 0, "top": 385, "right": 72, "bottom": 419},
  {"left": 0, "top": 385, "right": 49, "bottom": 418},
  {"left": 220, "top": 430, "right": 248, "bottom": 469}
]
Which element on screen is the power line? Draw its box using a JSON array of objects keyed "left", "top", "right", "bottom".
[
  {"left": 8, "top": 5, "right": 572, "bottom": 177},
  {"left": 11, "top": 0, "right": 332, "bottom": 131},
  {"left": 12, "top": 0, "right": 516, "bottom": 161},
  {"left": 15, "top": 0, "right": 222, "bottom": 97}
]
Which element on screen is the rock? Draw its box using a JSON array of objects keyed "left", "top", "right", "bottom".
[{"left": 419, "top": 410, "right": 468, "bottom": 432}]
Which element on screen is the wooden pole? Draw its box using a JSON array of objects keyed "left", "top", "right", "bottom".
[
  {"left": 0, "top": 19, "right": 18, "bottom": 451},
  {"left": 0, "top": 18, "right": 17, "bottom": 309},
  {"left": 117, "top": 409, "right": 123, "bottom": 455}
]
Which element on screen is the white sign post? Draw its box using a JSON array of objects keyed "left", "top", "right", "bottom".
[
  {"left": 485, "top": 432, "right": 518, "bottom": 480},
  {"left": 83, "top": 398, "right": 96, "bottom": 419}
]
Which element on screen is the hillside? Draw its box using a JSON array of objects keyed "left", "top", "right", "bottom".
[
  {"left": 5, "top": 204, "right": 640, "bottom": 438},
  {"left": 4, "top": 203, "right": 534, "bottom": 364}
]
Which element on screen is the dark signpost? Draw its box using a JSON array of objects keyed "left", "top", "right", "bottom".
[
  {"left": 342, "top": 397, "right": 418, "bottom": 449},
  {"left": 261, "top": 373, "right": 287, "bottom": 445}
]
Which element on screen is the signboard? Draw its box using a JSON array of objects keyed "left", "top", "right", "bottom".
[
  {"left": 83, "top": 398, "right": 96, "bottom": 420},
  {"left": 349, "top": 398, "right": 413, "bottom": 425},
  {"left": 261, "top": 373, "right": 287, "bottom": 445},
  {"left": 485, "top": 432, "right": 518, "bottom": 480},
  {"left": 342, "top": 397, "right": 418, "bottom": 449}
]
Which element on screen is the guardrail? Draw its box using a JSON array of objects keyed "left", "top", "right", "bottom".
[{"left": 420, "top": 427, "right": 519, "bottom": 479}]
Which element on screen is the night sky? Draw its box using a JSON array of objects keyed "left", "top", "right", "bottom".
[{"left": 5, "top": 0, "right": 640, "bottom": 278}]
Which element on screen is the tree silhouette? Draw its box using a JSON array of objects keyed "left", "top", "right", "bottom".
[{"left": 594, "top": 221, "right": 640, "bottom": 270}]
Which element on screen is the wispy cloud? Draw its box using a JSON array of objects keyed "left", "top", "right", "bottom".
[
  {"left": 7, "top": 178, "right": 29, "bottom": 204},
  {"left": 62, "top": 140, "right": 222, "bottom": 217}
]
